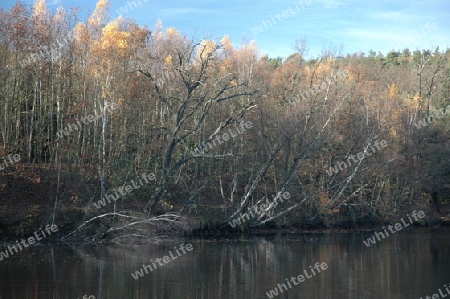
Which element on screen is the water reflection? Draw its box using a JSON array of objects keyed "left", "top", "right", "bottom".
[{"left": 0, "top": 229, "right": 449, "bottom": 298}]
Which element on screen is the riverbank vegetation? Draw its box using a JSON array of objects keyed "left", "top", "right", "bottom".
[{"left": 1, "top": 0, "right": 449, "bottom": 242}]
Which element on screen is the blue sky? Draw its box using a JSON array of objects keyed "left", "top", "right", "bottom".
[{"left": 2, "top": 0, "right": 449, "bottom": 59}]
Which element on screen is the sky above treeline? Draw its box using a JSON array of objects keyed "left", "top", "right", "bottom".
[{"left": 1, "top": 0, "right": 449, "bottom": 59}]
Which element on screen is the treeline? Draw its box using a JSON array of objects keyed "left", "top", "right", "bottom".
[{"left": 0, "top": 0, "right": 449, "bottom": 238}]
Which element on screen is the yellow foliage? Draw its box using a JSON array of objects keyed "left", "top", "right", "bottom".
[
  {"left": 74, "top": 23, "right": 90, "bottom": 44},
  {"left": 413, "top": 93, "right": 422, "bottom": 104},
  {"left": 160, "top": 200, "right": 174, "bottom": 210},
  {"left": 390, "top": 127, "right": 397, "bottom": 138},
  {"left": 33, "top": 0, "right": 48, "bottom": 19},
  {"left": 389, "top": 83, "right": 398, "bottom": 99},
  {"left": 53, "top": 7, "right": 66, "bottom": 24},
  {"left": 238, "top": 40, "right": 259, "bottom": 62},
  {"left": 220, "top": 35, "right": 233, "bottom": 51},
  {"left": 304, "top": 59, "right": 337, "bottom": 79},
  {"left": 88, "top": 0, "right": 110, "bottom": 31},
  {"left": 315, "top": 61, "right": 331, "bottom": 75},
  {"left": 344, "top": 70, "right": 355, "bottom": 81},
  {"left": 165, "top": 54, "right": 173, "bottom": 65},
  {"left": 326, "top": 56, "right": 335, "bottom": 64},
  {"left": 32, "top": 0, "right": 50, "bottom": 35},
  {"left": 100, "top": 20, "right": 130, "bottom": 53},
  {"left": 166, "top": 27, "right": 179, "bottom": 36},
  {"left": 197, "top": 39, "right": 216, "bottom": 62}
]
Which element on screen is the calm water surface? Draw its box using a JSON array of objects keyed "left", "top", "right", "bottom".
[{"left": 0, "top": 229, "right": 449, "bottom": 299}]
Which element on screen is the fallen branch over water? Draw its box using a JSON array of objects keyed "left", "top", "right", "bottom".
[
  {"left": 62, "top": 212, "right": 138, "bottom": 240},
  {"left": 62, "top": 212, "right": 192, "bottom": 242}
]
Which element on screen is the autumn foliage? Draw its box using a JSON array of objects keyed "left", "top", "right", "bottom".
[{"left": 0, "top": 0, "right": 449, "bottom": 238}]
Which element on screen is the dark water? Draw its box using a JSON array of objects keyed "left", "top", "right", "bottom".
[{"left": 0, "top": 229, "right": 449, "bottom": 299}]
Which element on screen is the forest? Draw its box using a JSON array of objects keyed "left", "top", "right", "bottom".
[{"left": 1, "top": 0, "right": 449, "bottom": 242}]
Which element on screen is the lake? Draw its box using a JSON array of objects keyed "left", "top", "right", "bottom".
[{"left": 0, "top": 229, "right": 449, "bottom": 298}]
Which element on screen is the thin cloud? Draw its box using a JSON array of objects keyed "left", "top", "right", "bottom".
[
  {"left": 368, "top": 11, "right": 429, "bottom": 23},
  {"left": 160, "top": 7, "right": 219, "bottom": 17},
  {"left": 317, "top": 0, "right": 345, "bottom": 9}
]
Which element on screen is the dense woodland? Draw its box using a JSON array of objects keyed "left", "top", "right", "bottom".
[{"left": 0, "top": 0, "right": 449, "bottom": 241}]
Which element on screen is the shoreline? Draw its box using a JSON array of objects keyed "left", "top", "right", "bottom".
[{"left": 1, "top": 224, "right": 449, "bottom": 245}]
